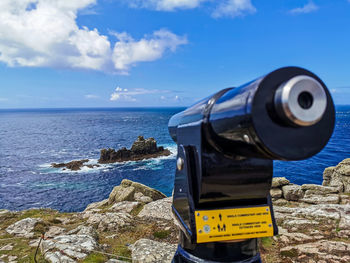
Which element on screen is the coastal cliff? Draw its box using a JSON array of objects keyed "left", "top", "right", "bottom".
[{"left": 0, "top": 159, "right": 349, "bottom": 263}]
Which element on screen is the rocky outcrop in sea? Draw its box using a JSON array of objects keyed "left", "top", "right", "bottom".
[
  {"left": 0, "top": 159, "right": 349, "bottom": 263},
  {"left": 50, "top": 136, "right": 171, "bottom": 171},
  {"left": 99, "top": 136, "right": 171, "bottom": 164}
]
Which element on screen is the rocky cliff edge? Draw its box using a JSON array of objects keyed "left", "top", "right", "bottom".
[{"left": 0, "top": 160, "right": 350, "bottom": 263}]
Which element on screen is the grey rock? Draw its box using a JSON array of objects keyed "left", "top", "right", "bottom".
[
  {"left": 108, "top": 179, "right": 166, "bottom": 205},
  {"left": 131, "top": 239, "right": 177, "bottom": 263},
  {"left": 323, "top": 158, "right": 350, "bottom": 193},
  {"left": 282, "top": 218, "right": 319, "bottom": 233},
  {"left": 282, "top": 184, "right": 304, "bottom": 201},
  {"left": 138, "top": 197, "right": 173, "bottom": 221},
  {"left": 44, "top": 251, "right": 75, "bottom": 263},
  {"left": 84, "top": 198, "right": 109, "bottom": 211},
  {"left": 54, "top": 217, "right": 73, "bottom": 225},
  {"left": 271, "top": 177, "right": 290, "bottom": 188},
  {"left": 339, "top": 212, "right": 350, "bottom": 230},
  {"left": 340, "top": 194, "right": 350, "bottom": 204},
  {"left": 283, "top": 219, "right": 318, "bottom": 228},
  {"left": 108, "top": 186, "right": 135, "bottom": 205},
  {"left": 0, "top": 244, "right": 13, "bottom": 251},
  {"left": 337, "top": 229, "right": 350, "bottom": 238},
  {"left": 301, "top": 194, "right": 340, "bottom": 204},
  {"left": 29, "top": 239, "right": 41, "bottom": 247},
  {"left": 301, "top": 184, "right": 339, "bottom": 194},
  {"left": 270, "top": 188, "right": 282, "bottom": 198},
  {"left": 42, "top": 234, "right": 98, "bottom": 261},
  {"left": 134, "top": 192, "right": 153, "bottom": 203},
  {"left": 337, "top": 158, "right": 350, "bottom": 176},
  {"left": 68, "top": 225, "right": 98, "bottom": 239},
  {"left": 273, "top": 204, "right": 348, "bottom": 221},
  {"left": 0, "top": 210, "right": 10, "bottom": 217},
  {"left": 272, "top": 198, "right": 289, "bottom": 206},
  {"left": 322, "top": 166, "right": 336, "bottom": 186},
  {"left": 281, "top": 241, "right": 350, "bottom": 262},
  {"left": 109, "top": 201, "right": 139, "bottom": 213},
  {"left": 280, "top": 232, "right": 313, "bottom": 242},
  {"left": 86, "top": 212, "right": 132, "bottom": 231},
  {"left": 131, "top": 136, "right": 158, "bottom": 154},
  {"left": 99, "top": 136, "right": 170, "bottom": 164},
  {"left": 7, "top": 256, "right": 17, "bottom": 261},
  {"left": 45, "top": 226, "right": 66, "bottom": 238},
  {"left": 6, "top": 218, "right": 41, "bottom": 238}
]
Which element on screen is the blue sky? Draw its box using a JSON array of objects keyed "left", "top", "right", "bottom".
[{"left": 0, "top": 0, "right": 349, "bottom": 108}]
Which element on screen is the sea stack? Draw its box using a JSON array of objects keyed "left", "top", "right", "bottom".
[{"left": 98, "top": 136, "right": 171, "bottom": 164}]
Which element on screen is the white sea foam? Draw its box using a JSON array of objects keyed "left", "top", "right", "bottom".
[{"left": 38, "top": 158, "right": 112, "bottom": 174}]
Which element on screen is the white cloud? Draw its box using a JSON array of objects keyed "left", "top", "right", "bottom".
[
  {"left": 0, "top": 0, "right": 187, "bottom": 74},
  {"left": 128, "top": 0, "right": 257, "bottom": 18},
  {"left": 127, "top": 0, "right": 205, "bottom": 11},
  {"left": 110, "top": 87, "right": 171, "bottom": 102},
  {"left": 212, "top": 0, "right": 256, "bottom": 18},
  {"left": 0, "top": 97, "right": 9, "bottom": 102},
  {"left": 85, "top": 94, "right": 99, "bottom": 99},
  {"left": 289, "top": 2, "right": 319, "bottom": 15},
  {"left": 0, "top": 0, "right": 111, "bottom": 70},
  {"left": 112, "top": 29, "right": 187, "bottom": 73}
]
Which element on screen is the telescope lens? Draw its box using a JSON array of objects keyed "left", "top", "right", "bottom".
[
  {"left": 298, "top": 91, "right": 313, "bottom": 109},
  {"left": 274, "top": 75, "right": 327, "bottom": 127}
]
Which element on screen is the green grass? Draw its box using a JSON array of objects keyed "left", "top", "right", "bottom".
[
  {"left": 113, "top": 245, "right": 132, "bottom": 262},
  {"left": 153, "top": 230, "right": 171, "bottom": 239},
  {"left": 280, "top": 248, "right": 298, "bottom": 258},
  {"left": 260, "top": 237, "right": 274, "bottom": 248},
  {"left": 130, "top": 204, "right": 144, "bottom": 216},
  {"left": 0, "top": 237, "right": 48, "bottom": 263},
  {"left": 81, "top": 253, "right": 108, "bottom": 263},
  {"left": 49, "top": 218, "right": 63, "bottom": 224}
]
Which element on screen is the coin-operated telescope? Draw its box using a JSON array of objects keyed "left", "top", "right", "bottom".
[{"left": 168, "top": 67, "right": 335, "bottom": 263}]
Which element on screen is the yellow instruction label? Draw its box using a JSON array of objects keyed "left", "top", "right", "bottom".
[{"left": 195, "top": 206, "right": 273, "bottom": 243}]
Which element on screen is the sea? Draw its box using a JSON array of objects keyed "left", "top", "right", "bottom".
[{"left": 0, "top": 106, "right": 349, "bottom": 212}]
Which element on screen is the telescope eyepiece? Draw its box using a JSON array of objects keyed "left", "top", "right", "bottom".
[
  {"left": 169, "top": 67, "right": 335, "bottom": 160},
  {"left": 274, "top": 75, "right": 327, "bottom": 127}
]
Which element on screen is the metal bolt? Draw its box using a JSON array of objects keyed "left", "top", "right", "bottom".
[
  {"left": 177, "top": 157, "right": 184, "bottom": 170},
  {"left": 197, "top": 213, "right": 200, "bottom": 216},
  {"left": 203, "top": 215, "right": 208, "bottom": 221},
  {"left": 243, "top": 134, "right": 250, "bottom": 143},
  {"left": 203, "top": 225, "right": 211, "bottom": 233}
]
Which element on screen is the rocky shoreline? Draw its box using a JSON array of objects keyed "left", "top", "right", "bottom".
[
  {"left": 0, "top": 159, "right": 349, "bottom": 263},
  {"left": 51, "top": 136, "right": 171, "bottom": 171}
]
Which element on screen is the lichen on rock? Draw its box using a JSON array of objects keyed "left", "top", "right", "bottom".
[
  {"left": 323, "top": 158, "right": 350, "bottom": 193},
  {"left": 107, "top": 179, "right": 166, "bottom": 205},
  {"left": 131, "top": 239, "right": 177, "bottom": 263},
  {"left": 6, "top": 217, "right": 42, "bottom": 238}
]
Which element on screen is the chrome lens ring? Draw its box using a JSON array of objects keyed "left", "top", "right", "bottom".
[{"left": 274, "top": 75, "right": 327, "bottom": 126}]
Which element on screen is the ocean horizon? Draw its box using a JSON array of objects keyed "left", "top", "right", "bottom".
[{"left": 0, "top": 106, "right": 349, "bottom": 212}]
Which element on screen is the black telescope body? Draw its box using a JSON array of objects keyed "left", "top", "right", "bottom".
[{"left": 169, "top": 67, "right": 335, "bottom": 263}]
